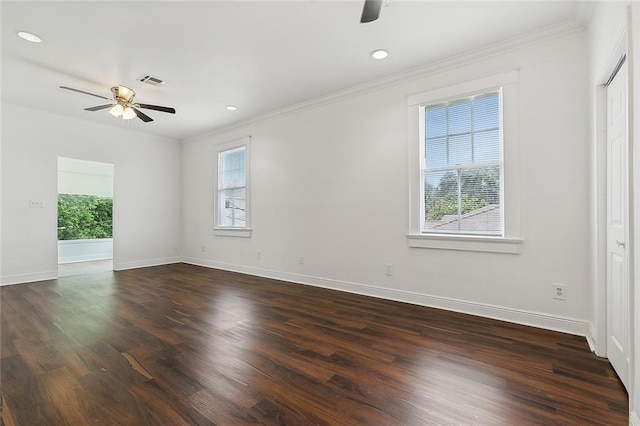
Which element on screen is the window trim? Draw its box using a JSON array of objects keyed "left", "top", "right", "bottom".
[
  {"left": 213, "top": 136, "right": 252, "bottom": 238},
  {"left": 407, "top": 71, "right": 522, "bottom": 253}
]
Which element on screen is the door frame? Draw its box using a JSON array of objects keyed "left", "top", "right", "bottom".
[
  {"left": 594, "top": 23, "right": 628, "bottom": 358},
  {"left": 56, "top": 157, "right": 116, "bottom": 274}
]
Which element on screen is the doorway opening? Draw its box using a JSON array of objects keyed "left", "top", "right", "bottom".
[{"left": 57, "top": 157, "right": 114, "bottom": 277}]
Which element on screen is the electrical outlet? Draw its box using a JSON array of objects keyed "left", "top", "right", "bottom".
[
  {"left": 553, "top": 284, "right": 567, "bottom": 300},
  {"left": 201, "top": 246, "right": 205, "bottom": 253},
  {"left": 299, "top": 255, "right": 305, "bottom": 265},
  {"left": 256, "top": 251, "right": 262, "bottom": 260},
  {"left": 385, "top": 263, "right": 393, "bottom": 276}
]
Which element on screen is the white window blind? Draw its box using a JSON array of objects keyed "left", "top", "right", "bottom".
[
  {"left": 422, "top": 90, "right": 503, "bottom": 236},
  {"left": 218, "top": 146, "right": 247, "bottom": 227}
]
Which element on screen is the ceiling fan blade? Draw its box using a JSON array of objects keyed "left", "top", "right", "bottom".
[
  {"left": 136, "top": 103, "right": 176, "bottom": 114},
  {"left": 59, "top": 86, "right": 111, "bottom": 100},
  {"left": 84, "top": 104, "right": 113, "bottom": 112},
  {"left": 132, "top": 107, "right": 154, "bottom": 122},
  {"left": 360, "top": 0, "right": 383, "bottom": 23}
]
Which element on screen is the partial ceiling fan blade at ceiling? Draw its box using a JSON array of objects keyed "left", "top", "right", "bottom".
[
  {"left": 132, "top": 107, "right": 154, "bottom": 122},
  {"left": 360, "top": 0, "right": 383, "bottom": 23},
  {"left": 136, "top": 103, "right": 176, "bottom": 114},
  {"left": 59, "top": 86, "right": 111, "bottom": 100},
  {"left": 84, "top": 104, "right": 113, "bottom": 112}
]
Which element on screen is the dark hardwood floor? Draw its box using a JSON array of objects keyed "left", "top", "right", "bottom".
[{"left": 1, "top": 263, "right": 628, "bottom": 425}]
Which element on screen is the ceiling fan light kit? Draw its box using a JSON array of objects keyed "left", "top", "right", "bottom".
[
  {"left": 108, "top": 103, "right": 124, "bottom": 118},
  {"left": 122, "top": 106, "right": 137, "bottom": 120},
  {"left": 60, "top": 84, "right": 176, "bottom": 123},
  {"left": 109, "top": 104, "right": 136, "bottom": 120}
]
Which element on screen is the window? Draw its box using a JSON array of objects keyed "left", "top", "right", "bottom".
[
  {"left": 218, "top": 146, "right": 246, "bottom": 227},
  {"left": 423, "top": 91, "right": 502, "bottom": 236},
  {"left": 407, "top": 71, "right": 521, "bottom": 253},
  {"left": 215, "top": 138, "right": 251, "bottom": 237}
]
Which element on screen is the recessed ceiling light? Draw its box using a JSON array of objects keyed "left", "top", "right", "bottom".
[
  {"left": 371, "top": 49, "right": 388, "bottom": 60},
  {"left": 17, "top": 31, "right": 42, "bottom": 43},
  {"left": 226, "top": 105, "right": 238, "bottom": 111}
]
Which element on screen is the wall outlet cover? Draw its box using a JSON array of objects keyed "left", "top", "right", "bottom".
[{"left": 553, "top": 284, "right": 567, "bottom": 300}]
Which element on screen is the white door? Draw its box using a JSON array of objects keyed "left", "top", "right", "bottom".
[{"left": 606, "top": 59, "right": 629, "bottom": 391}]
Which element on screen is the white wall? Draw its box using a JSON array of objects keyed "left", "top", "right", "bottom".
[
  {"left": 58, "top": 157, "right": 114, "bottom": 197},
  {"left": 182, "top": 29, "right": 590, "bottom": 335},
  {"left": 58, "top": 238, "right": 113, "bottom": 263},
  {"left": 1, "top": 105, "right": 183, "bottom": 284}
]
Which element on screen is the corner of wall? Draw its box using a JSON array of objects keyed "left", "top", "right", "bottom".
[{"left": 585, "top": 321, "right": 598, "bottom": 354}]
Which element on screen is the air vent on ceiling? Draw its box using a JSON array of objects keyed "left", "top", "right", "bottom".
[{"left": 138, "top": 74, "right": 166, "bottom": 86}]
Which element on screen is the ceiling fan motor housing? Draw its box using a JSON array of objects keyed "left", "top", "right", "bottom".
[{"left": 112, "top": 85, "right": 135, "bottom": 102}]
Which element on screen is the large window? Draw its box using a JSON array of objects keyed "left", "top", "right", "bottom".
[
  {"left": 217, "top": 146, "right": 247, "bottom": 228},
  {"left": 407, "top": 71, "right": 521, "bottom": 253},
  {"left": 423, "top": 90, "right": 502, "bottom": 236}
]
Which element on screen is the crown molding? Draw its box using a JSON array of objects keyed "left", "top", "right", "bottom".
[{"left": 183, "top": 19, "right": 584, "bottom": 144}]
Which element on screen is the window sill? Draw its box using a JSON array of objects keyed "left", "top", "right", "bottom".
[
  {"left": 407, "top": 233, "right": 522, "bottom": 254},
  {"left": 213, "top": 227, "right": 252, "bottom": 238}
]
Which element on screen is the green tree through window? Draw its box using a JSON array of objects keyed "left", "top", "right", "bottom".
[
  {"left": 58, "top": 194, "right": 113, "bottom": 240},
  {"left": 426, "top": 167, "right": 499, "bottom": 220}
]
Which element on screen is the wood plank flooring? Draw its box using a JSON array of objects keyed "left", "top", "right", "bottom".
[{"left": 1, "top": 263, "right": 628, "bottom": 425}]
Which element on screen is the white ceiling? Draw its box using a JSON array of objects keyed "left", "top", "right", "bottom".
[{"left": 2, "top": 1, "right": 589, "bottom": 141}]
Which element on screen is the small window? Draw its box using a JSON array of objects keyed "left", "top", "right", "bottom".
[
  {"left": 217, "top": 146, "right": 247, "bottom": 228},
  {"left": 422, "top": 90, "right": 503, "bottom": 236}
]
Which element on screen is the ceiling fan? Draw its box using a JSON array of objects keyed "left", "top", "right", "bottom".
[
  {"left": 360, "top": 0, "right": 387, "bottom": 23},
  {"left": 59, "top": 84, "right": 176, "bottom": 122}
]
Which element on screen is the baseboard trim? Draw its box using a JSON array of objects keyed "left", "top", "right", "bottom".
[
  {"left": 183, "top": 258, "right": 588, "bottom": 336},
  {"left": 114, "top": 257, "right": 182, "bottom": 271},
  {"left": 0, "top": 256, "right": 182, "bottom": 285},
  {"left": 630, "top": 411, "right": 639, "bottom": 426},
  {"left": 0, "top": 270, "right": 57, "bottom": 286}
]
